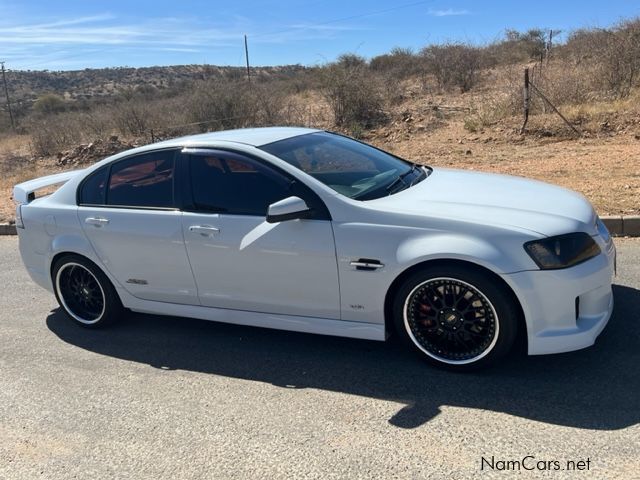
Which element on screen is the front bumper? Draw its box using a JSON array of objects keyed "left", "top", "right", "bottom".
[{"left": 503, "top": 235, "right": 615, "bottom": 355}]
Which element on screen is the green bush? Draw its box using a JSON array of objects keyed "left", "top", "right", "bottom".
[
  {"left": 421, "top": 43, "right": 481, "bottom": 92},
  {"left": 33, "top": 94, "right": 66, "bottom": 115},
  {"left": 321, "top": 54, "right": 386, "bottom": 128}
]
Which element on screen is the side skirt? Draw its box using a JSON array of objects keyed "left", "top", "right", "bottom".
[{"left": 118, "top": 288, "right": 386, "bottom": 341}]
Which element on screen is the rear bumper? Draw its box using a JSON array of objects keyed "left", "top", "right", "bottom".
[{"left": 503, "top": 237, "right": 615, "bottom": 355}]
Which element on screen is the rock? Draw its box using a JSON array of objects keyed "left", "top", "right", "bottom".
[{"left": 465, "top": 149, "right": 472, "bottom": 156}]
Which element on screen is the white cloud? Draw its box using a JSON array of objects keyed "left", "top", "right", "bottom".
[
  {"left": 0, "top": 16, "right": 241, "bottom": 47},
  {"left": 428, "top": 8, "right": 471, "bottom": 17},
  {"left": 0, "top": 12, "right": 360, "bottom": 68}
]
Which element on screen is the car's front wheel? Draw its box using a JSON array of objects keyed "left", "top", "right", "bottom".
[
  {"left": 52, "top": 254, "right": 124, "bottom": 328},
  {"left": 393, "top": 265, "right": 519, "bottom": 371}
]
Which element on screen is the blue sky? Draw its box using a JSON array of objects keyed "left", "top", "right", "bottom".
[{"left": 1, "top": 0, "right": 638, "bottom": 71}]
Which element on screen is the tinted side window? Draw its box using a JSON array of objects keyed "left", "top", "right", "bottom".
[
  {"left": 189, "top": 153, "right": 291, "bottom": 216},
  {"left": 79, "top": 167, "right": 107, "bottom": 205},
  {"left": 107, "top": 151, "right": 175, "bottom": 208}
]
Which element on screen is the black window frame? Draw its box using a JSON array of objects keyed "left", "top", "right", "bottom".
[
  {"left": 179, "top": 148, "right": 331, "bottom": 221},
  {"left": 77, "top": 148, "right": 182, "bottom": 211}
]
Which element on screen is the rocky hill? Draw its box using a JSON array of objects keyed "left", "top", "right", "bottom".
[{"left": 3, "top": 64, "right": 307, "bottom": 109}]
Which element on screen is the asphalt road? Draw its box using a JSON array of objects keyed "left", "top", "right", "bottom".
[{"left": 0, "top": 236, "right": 639, "bottom": 479}]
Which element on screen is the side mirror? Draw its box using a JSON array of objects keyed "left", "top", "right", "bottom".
[{"left": 266, "top": 196, "right": 312, "bottom": 223}]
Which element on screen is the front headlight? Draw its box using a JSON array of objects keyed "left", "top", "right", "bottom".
[{"left": 524, "top": 232, "right": 600, "bottom": 270}]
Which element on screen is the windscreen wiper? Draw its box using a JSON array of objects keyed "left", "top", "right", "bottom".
[{"left": 386, "top": 164, "right": 420, "bottom": 194}]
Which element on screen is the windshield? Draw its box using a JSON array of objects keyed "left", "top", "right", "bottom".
[{"left": 260, "top": 131, "right": 428, "bottom": 200}]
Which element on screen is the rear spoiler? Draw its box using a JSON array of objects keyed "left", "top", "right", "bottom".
[{"left": 13, "top": 169, "right": 85, "bottom": 204}]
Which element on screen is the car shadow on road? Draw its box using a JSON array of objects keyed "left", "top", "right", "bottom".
[{"left": 46, "top": 284, "right": 639, "bottom": 430}]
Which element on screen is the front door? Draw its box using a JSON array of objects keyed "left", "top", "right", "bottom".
[
  {"left": 180, "top": 149, "right": 340, "bottom": 319},
  {"left": 78, "top": 149, "right": 198, "bottom": 305}
]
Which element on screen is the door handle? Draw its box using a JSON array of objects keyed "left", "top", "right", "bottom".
[
  {"left": 85, "top": 217, "right": 109, "bottom": 227},
  {"left": 350, "top": 259, "right": 384, "bottom": 271},
  {"left": 189, "top": 225, "right": 220, "bottom": 236}
]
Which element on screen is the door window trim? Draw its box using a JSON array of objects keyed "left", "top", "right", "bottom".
[{"left": 77, "top": 148, "right": 181, "bottom": 211}]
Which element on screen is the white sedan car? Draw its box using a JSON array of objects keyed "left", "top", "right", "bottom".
[{"left": 13, "top": 127, "right": 616, "bottom": 370}]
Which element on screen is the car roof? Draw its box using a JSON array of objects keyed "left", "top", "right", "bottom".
[{"left": 151, "top": 126, "right": 321, "bottom": 149}]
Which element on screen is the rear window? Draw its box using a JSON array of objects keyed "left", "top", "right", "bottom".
[{"left": 106, "top": 151, "right": 176, "bottom": 208}]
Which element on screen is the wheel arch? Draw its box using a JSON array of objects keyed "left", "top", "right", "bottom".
[
  {"left": 383, "top": 258, "right": 527, "bottom": 347},
  {"left": 48, "top": 232, "right": 122, "bottom": 287},
  {"left": 49, "top": 251, "right": 123, "bottom": 305},
  {"left": 50, "top": 251, "right": 104, "bottom": 281}
]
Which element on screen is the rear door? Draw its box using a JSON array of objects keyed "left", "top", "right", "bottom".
[
  {"left": 78, "top": 149, "right": 198, "bottom": 305},
  {"left": 180, "top": 149, "right": 341, "bottom": 319}
]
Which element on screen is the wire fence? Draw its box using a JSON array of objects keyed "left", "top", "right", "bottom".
[{"left": 145, "top": 106, "right": 318, "bottom": 143}]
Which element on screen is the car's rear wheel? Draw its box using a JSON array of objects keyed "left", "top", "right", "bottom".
[
  {"left": 392, "top": 265, "right": 519, "bottom": 371},
  {"left": 52, "top": 255, "right": 123, "bottom": 328}
]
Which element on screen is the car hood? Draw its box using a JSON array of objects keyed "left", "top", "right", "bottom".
[{"left": 367, "top": 167, "right": 596, "bottom": 237}]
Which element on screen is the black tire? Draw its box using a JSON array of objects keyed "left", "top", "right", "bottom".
[
  {"left": 392, "top": 265, "right": 519, "bottom": 371},
  {"left": 52, "top": 254, "right": 124, "bottom": 328}
]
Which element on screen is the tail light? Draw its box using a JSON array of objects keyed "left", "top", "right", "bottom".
[{"left": 15, "top": 204, "right": 24, "bottom": 229}]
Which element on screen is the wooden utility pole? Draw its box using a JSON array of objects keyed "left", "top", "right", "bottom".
[
  {"left": 244, "top": 35, "right": 251, "bottom": 83},
  {"left": 520, "top": 68, "right": 530, "bottom": 134},
  {"left": 0, "top": 62, "right": 15, "bottom": 130},
  {"left": 546, "top": 30, "right": 553, "bottom": 65}
]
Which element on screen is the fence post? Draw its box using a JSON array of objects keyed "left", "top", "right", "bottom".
[{"left": 520, "top": 68, "right": 530, "bottom": 134}]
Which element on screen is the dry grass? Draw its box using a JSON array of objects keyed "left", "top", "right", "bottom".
[
  {"left": 0, "top": 134, "right": 32, "bottom": 156},
  {"left": 0, "top": 134, "right": 68, "bottom": 222}
]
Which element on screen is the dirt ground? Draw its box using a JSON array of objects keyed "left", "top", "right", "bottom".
[
  {"left": 1, "top": 122, "right": 639, "bottom": 223},
  {"left": 370, "top": 122, "right": 640, "bottom": 218}
]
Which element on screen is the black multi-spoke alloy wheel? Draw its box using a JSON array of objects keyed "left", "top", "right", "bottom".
[
  {"left": 393, "top": 265, "right": 519, "bottom": 371},
  {"left": 52, "top": 254, "right": 124, "bottom": 328}
]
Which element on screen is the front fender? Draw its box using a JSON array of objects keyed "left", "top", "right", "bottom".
[
  {"left": 396, "top": 232, "right": 537, "bottom": 275},
  {"left": 334, "top": 222, "right": 537, "bottom": 325}
]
